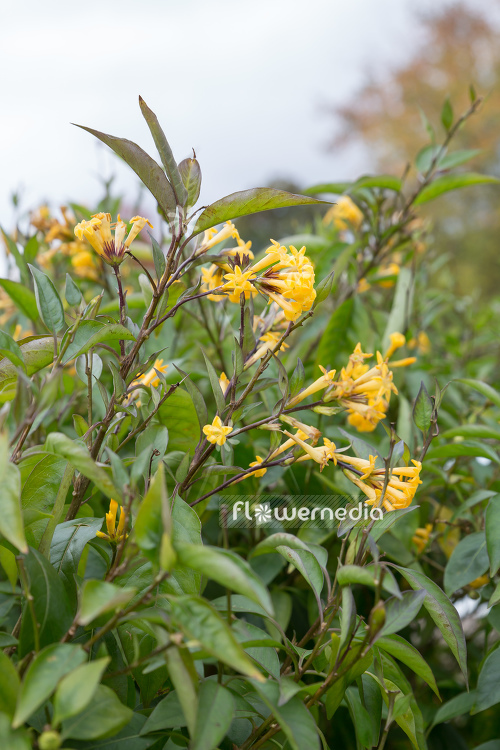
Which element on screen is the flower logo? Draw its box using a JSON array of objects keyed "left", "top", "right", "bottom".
[{"left": 254, "top": 502, "right": 272, "bottom": 525}]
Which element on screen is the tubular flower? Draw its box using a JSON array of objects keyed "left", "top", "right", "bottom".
[
  {"left": 287, "top": 365, "right": 337, "bottom": 407},
  {"left": 344, "top": 459, "right": 423, "bottom": 512},
  {"left": 96, "top": 499, "right": 127, "bottom": 543},
  {"left": 203, "top": 416, "right": 233, "bottom": 446},
  {"left": 128, "top": 359, "right": 169, "bottom": 406},
  {"left": 244, "top": 330, "right": 289, "bottom": 368},
  {"left": 269, "top": 425, "right": 321, "bottom": 461},
  {"left": 412, "top": 524, "right": 433, "bottom": 554},
  {"left": 196, "top": 221, "right": 239, "bottom": 255},
  {"left": 323, "top": 196, "right": 363, "bottom": 231},
  {"left": 219, "top": 371, "right": 231, "bottom": 395},
  {"left": 469, "top": 574, "right": 490, "bottom": 589},
  {"left": 323, "top": 337, "right": 416, "bottom": 432},
  {"left": 283, "top": 430, "right": 339, "bottom": 471},
  {"left": 248, "top": 456, "right": 268, "bottom": 478},
  {"left": 71, "top": 249, "right": 99, "bottom": 280},
  {"left": 408, "top": 331, "right": 431, "bottom": 355},
  {"left": 218, "top": 241, "right": 316, "bottom": 321},
  {"left": 201, "top": 265, "right": 225, "bottom": 301},
  {"left": 74, "top": 213, "right": 152, "bottom": 266}
]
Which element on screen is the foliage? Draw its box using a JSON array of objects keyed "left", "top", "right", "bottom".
[{"left": 0, "top": 95, "right": 498, "bottom": 750}]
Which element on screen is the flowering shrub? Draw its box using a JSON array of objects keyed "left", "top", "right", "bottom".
[{"left": 0, "top": 94, "right": 499, "bottom": 749}]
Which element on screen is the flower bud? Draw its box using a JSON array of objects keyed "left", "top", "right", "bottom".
[
  {"left": 39, "top": 731, "right": 62, "bottom": 750},
  {"left": 312, "top": 405, "right": 342, "bottom": 416}
]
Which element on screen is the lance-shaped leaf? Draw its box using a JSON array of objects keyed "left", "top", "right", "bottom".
[
  {"left": 77, "top": 580, "right": 136, "bottom": 626},
  {"left": 392, "top": 565, "right": 468, "bottom": 685},
  {"left": 74, "top": 124, "right": 177, "bottom": 218},
  {"left": 139, "top": 96, "right": 188, "bottom": 207},
  {"left": 45, "top": 432, "right": 120, "bottom": 500},
  {"left": 413, "top": 382, "right": 433, "bottom": 434},
  {"left": 179, "top": 155, "right": 202, "bottom": 208},
  {"left": 0, "top": 437, "right": 28, "bottom": 552},
  {"left": 191, "top": 680, "right": 235, "bottom": 750},
  {"left": 444, "top": 531, "right": 489, "bottom": 595},
  {"left": 28, "top": 264, "right": 65, "bottom": 333},
  {"left": 414, "top": 172, "right": 500, "bottom": 205},
  {"left": 0, "top": 330, "right": 25, "bottom": 371},
  {"left": 61, "top": 320, "right": 135, "bottom": 364},
  {"left": 0, "top": 336, "right": 55, "bottom": 380},
  {"left": 192, "top": 188, "right": 330, "bottom": 237},
  {"left": 0, "top": 227, "right": 29, "bottom": 284},
  {"left": 0, "top": 278, "right": 38, "bottom": 320},
  {"left": 376, "top": 634, "right": 440, "bottom": 697},
  {"left": 52, "top": 657, "right": 110, "bottom": 726},
  {"left": 456, "top": 377, "right": 500, "bottom": 409}
]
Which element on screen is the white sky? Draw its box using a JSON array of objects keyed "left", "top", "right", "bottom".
[{"left": 0, "top": 0, "right": 477, "bottom": 225}]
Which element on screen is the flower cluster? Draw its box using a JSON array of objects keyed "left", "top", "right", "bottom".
[
  {"left": 412, "top": 523, "right": 433, "bottom": 553},
  {"left": 342, "top": 456, "right": 423, "bottom": 511},
  {"left": 96, "top": 499, "right": 127, "bottom": 543},
  {"left": 288, "top": 334, "right": 415, "bottom": 432},
  {"left": 201, "top": 232, "right": 316, "bottom": 322},
  {"left": 74, "top": 213, "right": 152, "bottom": 266},
  {"left": 323, "top": 196, "right": 363, "bottom": 231}
]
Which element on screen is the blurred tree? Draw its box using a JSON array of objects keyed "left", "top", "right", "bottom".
[{"left": 327, "top": 2, "right": 500, "bottom": 297}]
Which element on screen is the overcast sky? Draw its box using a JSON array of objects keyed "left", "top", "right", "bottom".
[{"left": 0, "top": 0, "right": 479, "bottom": 226}]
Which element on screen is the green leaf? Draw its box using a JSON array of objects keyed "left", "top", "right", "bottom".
[
  {"left": 0, "top": 335, "right": 55, "bottom": 378},
  {"left": 164, "top": 646, "right": 198, "bottom": 733},
  {"left": 134, "top": 463, "right": 171, "bottom": 566},
  {"left": 190, "top": 680, "right": 235, "bottom": 750},
  {"left": 0, "top": 227, "right": 29, "bottom": 284},
  {"left": 336, "top": 564, "right": 401, "bottom": 598},
  {"left": 431, "top": 690, "right": 476, "bottom": 727},
  {"left": 28, "top": 264, "right": 65, "bottom": 333},
  {"left": 305, "top": 182, "right": 353, "bottom": 195},
  {"left": 165, "top": 496, "right": 202, "bottom": 596},
  {"left": 0, "top": 450, "right": 28, "bottom": 553},
  {"left": 18, "top": 549, "right": 74, "bottom": 655},
  {"left": 315, "top": 297, "right": 354, "bottom": 370},
  {"left": 201, "top": 347, "right": 225, "bottom": 413},
  {"left": 425, "top": 440, "right": 500, "bottom": 464},
  {"left": 345, "top": 686, "right": 375, "bottom": 748},
  {"left": 0, "top": 651, "right": 20, "bottom": 718},
  {"left": 75, "top": 124, "right": 177, "bottom": 219},
  {"left": 382, "top": 267, "right": 413, "bottom": 352},
  {"left": 65, "top": 274, "right": 82, "bottom": 307},
  {"left": 486, "top": 495, "right": 500, "bottom": 576},
  {"left": 53, "top": 657, "right": 109, "bottom": 726},
  {"left": 13, "top": 643, "right": 85, "bottom": 727},
  {"left": 50, "top": 518, "right": 104, "bottom": 606},
  {"left": 150, "top": 234, "right": 166, "bottom": 279},
  {"left": 251, "top": 680, "right": 320, "bottom": 750},
  {"left": 413, "top": 382, "right": 433, "bottom": 434},
  {"left": 60, "top": 684, "right": 133, "bottom": 741},
  {"left": 377, "top": 634, "right": 439, "bottom": 697},
  {"left": 139, "top": 96, "right": 188, "bottom": 207},
  {"left": 192, "top": 188, "right": 329, "bottom": 237},
  {"left": 393, "top": 565, "right": 468, "bottom": 684},
  {"left": 313, "top": 271, "right": 335, "bottom": 307},
  {"left": 77, "top": 580, "right": 136, "bottom": 626},
  {"left": 456, "top": 377, "right": 500, "bottom": 409},
  {"left": 0, "top": 330, "right": 25, "bottom": 371},
  {"left": 380, "top": 590, "right": 426, "bottom": 636},
  {"left": 441, "top": 96, "right": 453, "bottom": 131},
  {"left": 0, "top": 713, "right": 31, "bottom": 750},
  {"left": 45, "top": 432, "right": 120, "bottom": 499},
  {"left": 439, "top": 149, "right": 483, "bottom": 170},
  {"left": 175, "top": 544, "right": 273, "bottom": 613},
  {"left": 442, "top": 424, "right": 500, "bottom": 440},
  {"left": 179, "top": 155, "right": 202, "bottom": 208},
  {"left": 0, "top": 278, "right": 38, "bottom": 320},
  {"left": 140, "top": 690, "right": 186, "bottom": 732},
  {"left": 472, "top": 648, "right": 500, "bottom": 714},
  {"left": 158, "top": 388, "right": 200, "bottom": 452},
  {"left": 444, "top": 531, "right": 489, "bottom": 595},
  {"left": 415, "top": 173, "right": 500, "bottom": 205},
  {"left": 170, "top": 595, "right": 264, "bottom": 680},
  {"left": 61, "top": 321, "right": 135, "bottom": 364},
  {"left": 353, "top": 174, "right": 402, "bottom": 191}
]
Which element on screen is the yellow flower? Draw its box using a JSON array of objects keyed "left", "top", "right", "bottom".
[
  {"left": 377, "top": 262, "right": 400, "bottom": 288},
  {"left": 323, "top": 196, "right": 363, "bottom": 231},
  {"left": 74, "top": 213, "right": 152, "bottom": 266},
  {"left": 219, "top": 372, "right": 230, "bottom": 394},
  {"left": 344, "top": 459, "right": 422, "bottom": 512},
  {"left": 201, "top": 265, "right": 225, "bottom": 301},
  {"left": 287, "top": 365, "right": 336, "bottom": 407},
  {"left": 96, "top": 499, "right": 127, "bottom": 543},
  {"left": 222, "top": 266, "right": 256, "bottom": 302},
  {"left": 71, "top": 249, "right": 99, "bottom": 280},
  {"left": 248, "top": 456, "right": 267, "bottom": 478},
  {"left": 469, "top": 574, "right": 490, "bottom": 589},
  {"left": 244, "top": 331, "right": 289, "bottom": 368},
  {"left": 357, "top": 277, "right": 371, "bottom": 294},
  {"left": 128, "top": 359, "right": 169, "bottom": 406},
  {"left": 203, "top": 416, "right": 233, "bottom": 446},
  {"left": 196, "top": 221, "right": 239, "bottom": 255},
  {"left": 283, "top": 430, "right": 338, "bottom": 471},
  {"left": 408, "top": 331, "right": 431, "bottom": 355},
  {"left": 412, "top": 524, "right": 433, "bottom": 554}
]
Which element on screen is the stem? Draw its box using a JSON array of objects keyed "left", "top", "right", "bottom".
[
  {"left": 18, "top": 557, "right": 40, "bottom": 652},
  {"left": 113, "top": 265, "right": 127, "bottom": 358}
]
